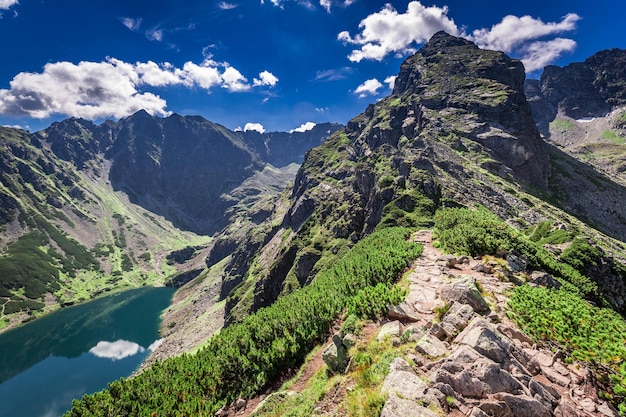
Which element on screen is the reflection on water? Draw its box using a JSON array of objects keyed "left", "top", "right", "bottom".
[
  {"left": 88, "top": 338, "right": 162, "bottom": 360},
  {"left": 0, "top": 287, "right": 174, "bottom": 417}
]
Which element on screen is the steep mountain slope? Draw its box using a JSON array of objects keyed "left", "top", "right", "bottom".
[
  {"left": 66, "top": 32, "right": 626, "bottom": 417},
  {"left": 196, "top": 32, "right": 626, "bottom": 336},
  {"left": 0, "top": 124, "right": 211, "bottom": 331},
  {"left": 0, "top": 115, "right": 340, "bottom": 332}
]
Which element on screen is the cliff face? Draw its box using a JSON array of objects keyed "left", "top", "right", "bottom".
[{"left": 525, "top": 48, "right": 626, "bottom": 134}]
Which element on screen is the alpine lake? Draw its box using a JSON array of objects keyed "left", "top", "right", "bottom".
[{"left": 0, "top": 287, "right": 175, "bottom": 417}]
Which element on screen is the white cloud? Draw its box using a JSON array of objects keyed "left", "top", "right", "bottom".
[
  {"left": 253, "top": 70, "right": 279, "bottom": 87},
  {"left": 2, "top": 124, "right": 29, "bottom": 131},
  {"left": 290, "top": 121, "right": 316, "bottom": 133},
  {"left": 89, "top": 340, "right": 145, "bottom": 361},
  {"left": 384, "top": 75, "right": 396, "bottom": 90},
  {"left": 217, "top": 1, "right": 238, "bottom": 10},
  {"left": 314, "top": 67, "right": 354, "bottom": 82},
  {"left": 338, "top": 3, "right": 579, "bottom": 72},
  {"left": 315, "top": 107, "right": 329, "bottom": 112},
  {"left": 222, "top": 66, "right": 250, "bottom": 92},
  {"left": 146, "top": 27, "right": 163, "bottom": 41},
  {"left": 469, "top": 13, "right": 580, "bottom": 53},
  {"left": 120, "top": 17, "right": 142, "bottom": 31},
  {"left": 0, "top": 0, "right": 18, "bottom": 10},
  {"left": 354, "top": 78, "right": 383, "bottom": 97},
  {"left": 244, "top": 122, "right": 265, "bottom": 133},
  {"left": 519, "top": 38, "right": 577, "bottom": 73},
  {"left": 338, "top": 1, "right": 459, "bottom": 62},
  {"left": 467, "top": 13, "right": 580, "bottom": 73},
  {"left": 0, "top": 57, "right": 277, "bottom": 120},
  {"left": 147, "top": 339, "right": 163, "bottom": 352},
  {"left": 0, "top": 59, "right": 170, "bottom": 119}
]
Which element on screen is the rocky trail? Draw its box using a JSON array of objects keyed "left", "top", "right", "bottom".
[{"left": 218, "top": 230, "right": 619, "bottom": 417}]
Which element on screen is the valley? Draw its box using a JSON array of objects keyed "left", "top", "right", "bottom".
[{"left": 1, "top": 30, "right": 626, "bottom": 417}]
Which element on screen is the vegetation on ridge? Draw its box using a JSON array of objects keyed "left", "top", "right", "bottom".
[
  {"left": 66, "top": 227, "right": 423, "bottom": 416},
  {"left": 431, "top": 205, "right": 626, "bottom": 414}
]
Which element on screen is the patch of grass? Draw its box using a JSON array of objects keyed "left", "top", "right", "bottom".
[
  {"left": 602, "top": 130, "right": 625, "bottom": 145},
  {"left": 550, "top": 118, "right": 576, "bottom": 132}
]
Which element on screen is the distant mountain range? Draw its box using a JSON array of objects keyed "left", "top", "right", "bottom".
[{"left": 0, "top": 115, "right": 340, "bottom": 329}]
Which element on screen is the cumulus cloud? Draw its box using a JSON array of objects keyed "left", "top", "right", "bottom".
[
  {"left": 290, "top": 121, "right": 316, "bottom": 133},
  {"left": 222, "top": 66, "right": 250, "bottom": 92},
  {"left": 244, "top": 122, "right": 265, "bottom": 133},
  {"left": 354, "top": 78, "right": 383, "bottom": 98},
  {"left": 0, "top": 57, "right": 278, "bottom": 120},
  {"left": 0, "top": 59, "right": 170, "bottom": 119},
  {"left": 338, "top": 1, "right": 459, "bottom": 62},
  {"left": 339, "top": 2, "right": 580, "bottom": 73},
  {"left": 518, "top": 38, "right": 577, "bottom": 72},
  {"left": 384, "top": 75, "right": 396, "bottom": 90},
  {"left": 120, "top": 17, "right": 142, "bottom": 31},
  {"left": 0, "top": 0, "right": 18, "bottom": 10},
  {"left": 253, "top": 70, "right": 279, "bottom": 87},
  {"left": 89, "top": 340, "right": 145, "bottom": 360},
  {"left": 467, "top": 13, "right": 581, "bottom": 73},
  {"left": 469, "top": 13, "right": 580, "bottom": 53}
]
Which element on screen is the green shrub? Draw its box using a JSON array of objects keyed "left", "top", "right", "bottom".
[
  {"left": 347, "top": 283, "right": 407, "bottom": 319},
  {"left": 433, "top": 207, "right": 601, "bottom": 303},
  {"left": 509, "top": 285, "right": 626, "bottom": 413}
]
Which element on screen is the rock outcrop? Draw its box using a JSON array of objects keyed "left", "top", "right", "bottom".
[
  {"left": 378, "top": 230, "right": 619, "bottom": 417},
  {"left": 526, "top": 48, "right": 626, "bottom": 133}
]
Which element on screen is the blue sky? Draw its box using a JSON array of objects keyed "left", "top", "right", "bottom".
[{"left": 0, "top": 0, "right": 623, "bottom": 133}]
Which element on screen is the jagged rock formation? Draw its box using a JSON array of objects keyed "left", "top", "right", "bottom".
[{"left": 526, "top": 48, "right": 626, "bottom": 134}]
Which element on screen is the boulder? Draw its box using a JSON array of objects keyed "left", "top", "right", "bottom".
[
  {"left": 404, "top": 324, "right": 429, "bottom": 342},
  {"left": 380, "top": 394, "right": 440, "bottom": 417},
  {"left": 478, "top": 401, "right": 514, "bottom": 417},
  {"left": 497, "top": 324, "right": 533, "bottom": 346},
  {"left": 322, "top": 333, "right": 349, "bottom": 373},
  {"left": 495, "top": 393, "right": 551, "bottom": 417},
  {"left": 388, "top": 302, "right": 421, "bottom": 321},
  {"left": 529, "top": 378, "right": 560, "bottom": 408},
  {"left": 456, "top": 321, "right": 511, "bottom": 363},
  {"left": 378, "top": 320, "right": 402, "bottom": 341},
  {"left": 440, "top": 276, "right": 489, "bottom": 313},
  {"left": 529, "top": 271, "right": 561, "bottom": 289},
  {"left": 389, "top": 357, "right": 414, "bottom": 373},
  {"left": 431, "top": 368, "right": 485, "bottom": 398},
  {"left": 381, "top": 369, "right": 429, "bottom": 402},
  {"left": 416, "top": 334, "right": 449, "bottom": 358},
  {"left": 439, "top": 302, "right": 475, "bottom": 339}
]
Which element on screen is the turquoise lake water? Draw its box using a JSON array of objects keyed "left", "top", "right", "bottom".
[{"left": 0, "top": 287, "right": 175, "bottom": 417}]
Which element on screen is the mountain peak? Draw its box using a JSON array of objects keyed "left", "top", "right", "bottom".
[
  {"left": 383, "top": 32, "right": 549, "bottom": 189},
  {"left": 417, "top": 30, "right": 476, "bottom": 57}
]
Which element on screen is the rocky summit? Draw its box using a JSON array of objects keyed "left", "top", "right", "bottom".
[{"left": 204, "top": 31, "right": 626, "bottom": 337}]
